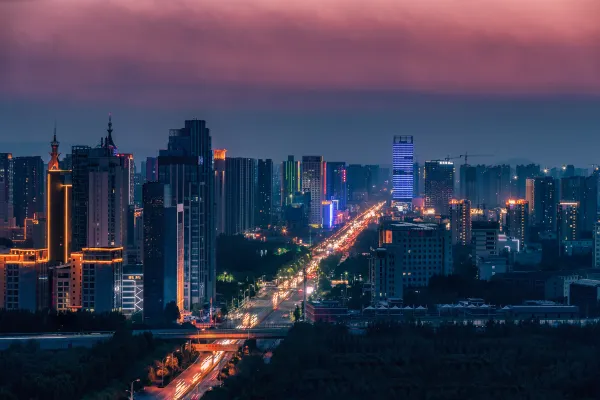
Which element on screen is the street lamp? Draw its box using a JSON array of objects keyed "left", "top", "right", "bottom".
[{"left": 128, "top": 378, "right": 140, "bottom": 400}]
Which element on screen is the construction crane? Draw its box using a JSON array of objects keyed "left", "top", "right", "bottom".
[{"left": 459, "top": 152, "right": 494, "bottom": 166}]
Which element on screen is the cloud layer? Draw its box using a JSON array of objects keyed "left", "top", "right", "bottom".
[{"left": 2, "top": 0, "right": 600, "bottom": 107}]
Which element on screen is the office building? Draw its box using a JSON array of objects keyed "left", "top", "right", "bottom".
[
  {"left": 459, "top": 164, "right": 478, "bottom": 205},
  {"left": 52, "top": 252, "right": 83, "bottom": 311},
  {"left": 143, "top": 182, "right": 184, "bottom": 324},
  {"left": 225, "top": 157, "right": 256, "bottom": 234},
  {"left": 145, "top": 156, "right": 159, "bottom": 182},
  {"left": 326, "top": 161, "right": 347, "bottom": 210},
  {"left": 480, "top": 165, "right": 511, "bottom": 208},
  {"left": 365, "top": 164, "right": 380, "bottom": 195},
  {"left": 256, "top": 159, "right": 273, "bottom": 228},
  {"left": 0, "top": 153, "right": 14, "bottom": 235},
  {"left": 424, "top": 160, "right": 454, "bottom": 216},
  {"left": 158, "top": 119, "right": 215, "bottom": 309},
  {"left": 472, "top": 221, "right": 500, "bottom": 262},
  {"left": 13, "top": 156, "right": 44, "bottom": 227},
  {"left": 557, "top": 202, "right": 579, "bottom": 243},
  {"left": 80, "top": 247, "right": 123, "bottom": 313},
  {"left": 214, "top": 149, "right": 227, "bottom": 235},
  {"left": 346, "top": 164, "right": 368, "bottom": 202},
  {"left": 527, "top": 176, "right": 558, "bottom": 231},
  {"left": 302, "top": 156, "right": 325, "bottom": 226},
  {"left": 560, "top": 176, "right": 598, "bottom": 235},
  {"left": 0, "top": 249, "right": 49, "bottom": 311},
  {"left": 281, "top": 156, "right": 300, "bottom": 208},
  {"left": 515, "top": 164, "right": 541, "bottom": 199},
  {"left": 505, "top": 200, "right": 529, "bottom": 249},
  {"left": 377, "top": 220, "right": 453, "bottom": 287},
  {"left": 118, "top": 153, "right": 135, "bottom": 206},
  {"left": 392, "top": 136, "right": 414, "bottom": 204},
  {"left": 47, "top": 132, "right": 72, "bottom": 264},
  {"left": 322, "top": 201, "right": 334, "bottom": 229},
  {"left": 450, "top": 199, "right": 472, "bottom": 246},
  {"left": 70, "top": 145, "right": 92, "bottom": 252},
  {"left": 122, "top": 264, "right": 143, "bottom": 317},
  {"left": 369, "top": 247, "right": 402, "bottom": 304}
]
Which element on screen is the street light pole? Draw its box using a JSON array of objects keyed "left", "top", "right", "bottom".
[{"left": 129, "top": 379, "right": 140, "bottom": 400}]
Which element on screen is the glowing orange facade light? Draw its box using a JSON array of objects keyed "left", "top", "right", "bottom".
[{"left": 214, "top": 149, "right": 227, "bottom": 160}]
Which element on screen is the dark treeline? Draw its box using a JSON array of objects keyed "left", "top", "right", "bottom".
[
  {"left": 0, "top": 310, "right": 127, "bottom": 333},
  {"left": 216, "top": 234, "right": 308, "bottom": 280},
  {"left": 205, "top": 322, "right": 600, "bottom": 400},
  {"left": 0, "top": 331, "right": 166, "bottom": 400}
]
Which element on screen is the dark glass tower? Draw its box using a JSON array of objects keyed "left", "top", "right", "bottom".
[
  {"left": 158, "top": 119, "right": 215, "bottom": 308},
  {"left": 225, "top": 157, "right": 256, "bottom": 234},
  {"left": 13, "top": 156, "right": 44, "bottom": 227},
  {"left": 326, "top": 161, "right": 347, "bottom": 210},
  {"left": 281, "top": 156, "right": 300, "bottom": 208},
  {"left": 256, "top": 159, "right": 273, "bottom": 228},
  {"left": 424, "top": 160, "right": 454, "bottom": 216}
]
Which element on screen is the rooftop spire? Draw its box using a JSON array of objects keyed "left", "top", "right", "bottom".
[
  {"left": 106, "top": 113, "right": 117, "bottom": 154},
  {"left": 49, "top": 123, "right": 61, "bottom": 171}
]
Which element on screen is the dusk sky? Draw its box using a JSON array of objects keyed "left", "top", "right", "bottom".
[{"left": 1, "top": 0, "right": 599, "bottom": 167}]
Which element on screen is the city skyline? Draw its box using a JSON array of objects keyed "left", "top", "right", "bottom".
[{"left": 1, "top": 1, "right": 600, "bottom": 165}]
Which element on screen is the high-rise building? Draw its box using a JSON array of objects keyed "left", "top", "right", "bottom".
[
  {"left": 158, "top": 119, "right": 215, "bottom": 308},
  {"left": 272, "top": 162, "right": 282, "bottom": 220},
  {"left": 392, "top": 135, "right": 414, "bottom": 204},
  {"left": 450, "top": 199, "right": 472, "bottom": 246},
  {"left": 527, "top": 177, "right": 557, "bottom": 230},
  {"left": 302, "top": 156, "right": 325, "bottom": 226},
  {"left": 145, "top": 156, "right": 159, "bottom": 182},
  {"left": 0, "top": 153, "right": 14, "bottom": 234},
  {"left": 424, "top": 160, "right": 454, "bottom": 216},
  {"left": 515, "top": 164, "right": 541, "bottom": 198},
  {"left": 256, "top": 159, "right": 273, "bottom": 228},
  {"left": 142, "top": 182, "right": 184, "bottom": 324},
  {"left": 346, "top": 164, "right": 368, "bottom": 202},
  {"left": 326, "top": 161, "right": 347, "bottom": 210},
  {"left": 505, "top": 199, "right": 529, "bottom": 249},
  {"left": 479, "top": 165, "right": 511, "bottom": 209},
  {"left": 376, "top": 220, "right": 453, "bottom": 287},
  {"left": 53, "top": 252, "right": 82, "bottom": 311},
  {"left": 80, "top": 247, "right": 123, "bottom": 312},
  {"left": 472, "top": 221, "right": 500, "bottom": 262},
  {"left": 47, "top": 132, "right": 72, "bottom": 264},
  {"left": 214, "top": 149, "right": 227, "bottom": 235},
  {"left": 118, "top": 153, "right": 135, "bottom": 206},
  {"left": 71, "top": 145, "right": 92, "bottom": 252},
  {"left": 225, "top": 157, "right": 256, "bottom": 234},
  {"left": 369, "top": 248, "right": 402, "bottom": 304},
  {"left": 560, "top": 176, "right": 598, "bottom": 236},
  {"left": 557, "top": 202, "right": 579, "bottom": 243},
  {"left": 365, "top": 164, "right": 380, "bottom": 195},
  {"left": 459, "top": 164, "right": 478, "bottom": 205},
  {"left": 0, "top": 249, "right": 49, "bottom": 311},
  {"left": 281, "top": 156, "right": 300, "bottom": 208},
  {"left": 13, "top": 156, "right": 44, "bottom": 227}
]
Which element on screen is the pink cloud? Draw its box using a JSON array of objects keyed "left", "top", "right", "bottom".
[{"left": 1, "top": 0, "right": 599, "bottom": 107}]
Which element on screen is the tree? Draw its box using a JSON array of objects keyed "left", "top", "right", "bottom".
[
  {"left": 293, "top": 305, "right": 302, "bottom": 322},
  {"left": 163, "top": 301, "right": 180, "bottom": 323}
]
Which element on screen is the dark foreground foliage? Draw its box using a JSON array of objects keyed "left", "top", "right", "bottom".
[
  {"left": 206, "top": 321, "right": 600, "bottom": 400},
  {"left": 0, "top": 331, "right": 165, "bottom": 400}
]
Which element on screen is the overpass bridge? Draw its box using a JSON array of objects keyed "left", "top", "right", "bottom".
[{"left": 145, "top": 327, "right": 290, "bottom": 340}]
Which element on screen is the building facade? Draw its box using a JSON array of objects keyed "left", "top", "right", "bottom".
[
  {"left": 450, "top": 199, "right": 472, "bottom": 246},
  {"left": 256, "top": 159, "right": 273, "bottom": 228},
  {"left": 225, "top": 157, "right": 256, "bottom": 234},
  {"left": 505, "top": 199, "right": 529, "bottom": 249},
  {"left": 13, "top": 156, "right": 44, "bottom": 227},
  {"left": 301, "top": 156, "right": 325, "bottom": 226},
  {"left": 392, "top": 135, "right": 414, "bottom": 204},
  {"left": 424, "top": 160, "right": 454, "bottom": 216}
]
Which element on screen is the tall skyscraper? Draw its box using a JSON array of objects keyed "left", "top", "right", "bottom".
[
  {"left": 459, "top": 164, "right": 478, "bottom": 205},
  {"left": 326, "top": 161, "right": 347, "bottom": 210},
  {"left": 424, "top": 160, "right": 454, "bottom": 215},
  {"left": 214, "top": 149, "right": 227, "bottom": 235},
  {"left": 47, "top": 132, "right": 72, "bottom": 264},
  {"left": 515, "top": 164, "right": 541, "bottom": 198},
  {"left": 0, "top": 153, "right": 14, "bottom": 232},
  {"left": 145, "top": 156, "right": 159, "bottom": 182},
  {"left": 158, "top": 119, "right": 215, "bottom": 308},
  {"left": 450, "top": 199, "right": 472, "bottom": 246},
  {"left": 281, "top": 156, "right": 300, "bottom": 208},
  {"left": 118, "top": 153, "right": 135, "bottom": 206},
  {"left": 256, "top": 159, "right": 273, "bottom": 228},
  {"left": 528, "top": 177, "right": 557, "bottom": 230},
  {"left": 70, "top": 145, "right": 91, "bottom": 252},
  {"left": 392, "top": 135, "right": 414, "bottom": 204},
  {"left": 557, "top": 202, "right": 579, "bottom": 244},
  {"left": 225, "top": 157, "right": 256, "bottom": 234},
  {"left": 365, "top": 164, "right": 380, "bottom": 195},
  {"left": 142, "top": 182, "right": 184, "bottom": 324},
  {"left": 346, "top": 164, "right": 368, "bottom": 201},
  {"left": 272, "top": 162, "right": 282, "bottom": 220},
  {"left": 560, "top": 175, "right": 598, "bottom": 236},
  {"left": 302, "top": 156, "right": 325, "bottom": 226},
  {"left": 505, "top": 199, "right": 529, "bottom": 249},
  {"left": 13, "top": 156, "right": 44, "bottom": 227}
]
